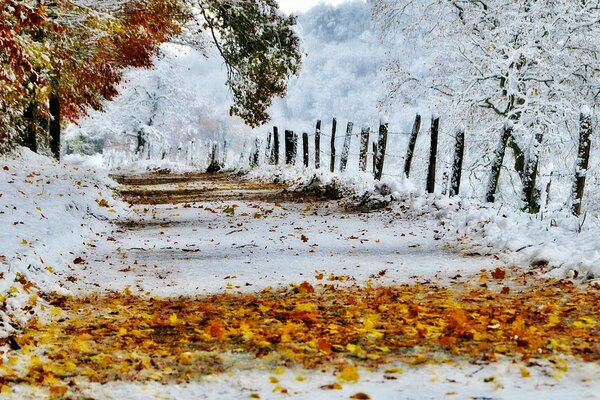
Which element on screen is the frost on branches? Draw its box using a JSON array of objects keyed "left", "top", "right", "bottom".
[{"left": 374, "top": 0, "right": 599, "bottom": 211}]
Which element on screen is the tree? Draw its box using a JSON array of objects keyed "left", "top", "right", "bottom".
[
  {"left": 373, "top": 0, "right": 599, "bottom": 212},
  {"left": 1, "top": 0, "right": 301, "bottom": 156}
]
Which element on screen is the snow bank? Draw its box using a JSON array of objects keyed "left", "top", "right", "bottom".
[
  {"left": 246, "top": 163, "right": 600, "bottom": 283},
  {"left": 0, "top": 148, "right": 125, "bottom": 340}
]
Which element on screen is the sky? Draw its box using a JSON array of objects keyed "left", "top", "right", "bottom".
[{"left": 278, "top": 0, "right": 352, "bottom": 14}]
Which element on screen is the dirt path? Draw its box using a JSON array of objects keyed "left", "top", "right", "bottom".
[{"left": 3, "top": 173, "right": 600, "bottom": 399}]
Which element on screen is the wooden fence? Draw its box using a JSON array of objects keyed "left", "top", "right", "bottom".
[{"left": 236, "top": 112, "right": 594, "bottom": 217}]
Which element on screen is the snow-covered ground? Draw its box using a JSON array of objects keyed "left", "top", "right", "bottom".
[
  {"left": 2, "top": 167, "right": 597, "bottom": 399},
  {"left": 8, "top": 358, "right": 600, "bottom": 400},
  {"left": 0, "top": 148, "right": 124, "bottom": 339}
]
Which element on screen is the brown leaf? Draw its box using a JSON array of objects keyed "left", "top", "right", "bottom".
[
  {"left": 491, "top": 268, "right": 506, "bottom": 280},
  {"left": 350, "top": 393, "right": 371, "bottom": 400},
  {"left": 73, "top": 257, "right": 86, "bottom": 265}
]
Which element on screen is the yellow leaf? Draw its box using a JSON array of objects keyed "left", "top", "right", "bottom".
[
  {"left": 275, "top": 367, "right": 285, "bottom": 375},
  {"left": 51, "top": 307, "right": 62, "bottom": 316},
  {"left": 296, "top": 303, "right": 316, "bottom": 312},
  {"left": 178, "top": 352, "right": 193, "bottom": 365},
  {"left": 269, "top": 376, "right": 279, "bottom": 384},
  {"left": 21, "top": 239, "right": 28, "bottom": 245},
  {"left": 296, "top": 375, "right": 306, "bottom": 382},
  {"left": 337, "top": 366, "right": 360, "bottom": 383},
  {"left": 272, "top": 385, "right": 287, "bottom": 393},
  {"left": 170, "top": 313, "right": 178, "bottom": 324},
  {"left": 1, "top": 386, "right": 11, "bottom": 394},
  {"left": 118, "top": 328, "right": 127, "bottom": 336},
  {"left": 520, "top": 368, "right": 531, "bottom": 378},
  {"left": 384, "top": 367, "right": 404, "bottom": 374},
  {"left": 572, "top": 317, "right": 596, "bottom": 329}
]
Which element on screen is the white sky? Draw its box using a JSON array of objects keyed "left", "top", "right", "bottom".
[{"left": 278, "top": 0, "right": 352, "bottom": 14}]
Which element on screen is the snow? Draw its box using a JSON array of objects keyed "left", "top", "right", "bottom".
[
  {"left": 7, "top": 359, "right": 600, "bottom": 399},
  {"left": 0, "top": 148, "right": 125, "bottom": 338},
  {"left": 3, "top": 1, "right": 599, "bottom": 397}
]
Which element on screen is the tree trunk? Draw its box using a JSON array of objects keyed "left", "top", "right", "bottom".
[
  {"left": 49, "top": 92, "right": 61, "bottom": 160},
  {"left": 450, "top": 128, "right": 465, "bottom": 197},
  {"left": 486, "top": 124, "right": 512, "bottom": 203},
  {"left": 572, "top": 110, "right": 593, "bottom": 216},
  {"left": 23, "top": 103, "right": 38, "bottom": 153},
  {"left": 426, "top": 117, "right": 440, "bottom": 193},
  {"left": 522, "top": 132, "right": 543, "bottom": 214}
]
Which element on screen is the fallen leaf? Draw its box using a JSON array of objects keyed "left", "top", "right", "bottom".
[
  {"left": 350, "top": 393, "right": 371, "bottom": 399},
  {"left": 491, "top": 268, "right": 506, "bottom": 280},
  {"left": 337, "top": 366, "right": 360, "bottom": 383}
]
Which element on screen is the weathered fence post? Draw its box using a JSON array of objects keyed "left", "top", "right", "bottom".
[
  {"left": 293, "top": 132, "right": 298, "bottom": 165},
  {"left": 450, "top": 128, "right": 465, "bottom": 197},
  {"left": 374, "top": 122, "right": 389, "bottom": 181},
  {"left": 372, "top": 143, "right": 378, "bottom": 175},
  {"left": 303, "top": 132, "right": 309, "bottom": 168},
  {"left": 522, "top": 132, "right": 543, "bottom": 214},
  {"left": 426, "top": 116, "right": 440, "bottom": 193},
  {"left": 359, "top": 127, "right": 370, "bottom": 172},
  {"left": 271, "top": 127, "right": 280, "bottom": 165},
  {"left": 572, "top": 108, "right": 593, "bottom": 217},
  {"left": 486, "top": 123, "right": 512, "bottom": 203},
  {"left": 404, "top": 114, "right": 422, "bottom": 178},
  {"left": 285, "top": 130, "right": 295, "bottom": 165},
  {"left": 330, "top": 118, "right": 337, "bottom": 173},
  {"left": 315, "top": 120, "right": 321, "bottom": 169},
  {"left": 340, "top": 122, "right": 354, "bottom": 172},
  {"left": 265, "top": 130, "right": 272, "bottom": 163}
]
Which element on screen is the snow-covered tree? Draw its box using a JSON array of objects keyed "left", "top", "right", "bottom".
[{"left": 374, "top": 0, "right": 599, "bottom": 212}]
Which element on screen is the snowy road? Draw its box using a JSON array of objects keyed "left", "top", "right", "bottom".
[
  {"left": 66, "top": 173, "right": 500, "bottom": 297},
  {"left": 24, "top": 172, "right": 594, "bottom": 400}
]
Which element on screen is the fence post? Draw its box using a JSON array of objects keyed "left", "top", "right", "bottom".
[
  {"left": 450, "top": 128, "right": 465, "bottom": 197},
  {"left": 572, "top": 109, "right": 593, "bottom": 216},
  {"left": 285, "top": 130, "right": 294, "bottom": 165},
  {"left": 293, "top": 132, "right": 298, "bottom": 165},
  {"left": 372, "top": 142, "right": 378, "bottom": 175},
  {"left": 374, "top": 122, "right": 389, "bottom": 181},
  {"left": 359, "top": 127, "right": 370, "bottom": 172},
  {"left": 404, "top": 114, "right": 422, "bottom": 178},
  {"left": 330, "top": 118, "right": 337, "bottom": 173},
  {"left": 265, "top": 130, "right": 272, "bottom": 163},
  {"left": 271, "top": 127, "right": 280, "bottom": 165},
  {"left": 303, "top": 132, "right": 309, "bottom": 168},
  {"left": 486, "top": 123, "right": 512, "bottom": 203},
  {"left": 426, "top": 116, "right": 440, "bottom": 193},
  {"left": 340, "top": 122, "right": 354, "bottom": 172},
  {"left": 315, "top": 120, "right": 321, "bottom": 169}
]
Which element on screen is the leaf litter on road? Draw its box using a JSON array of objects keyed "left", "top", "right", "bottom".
[{"left": 1, "top": 271, "right": 598, "bottom": 396}]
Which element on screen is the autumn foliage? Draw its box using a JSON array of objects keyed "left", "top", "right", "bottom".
[
  {"left": 1, "top": 0, "right": 301, "bottom": 154},
  {"left": 1, "top": 274, "right": 597, "bottom": 394}
]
